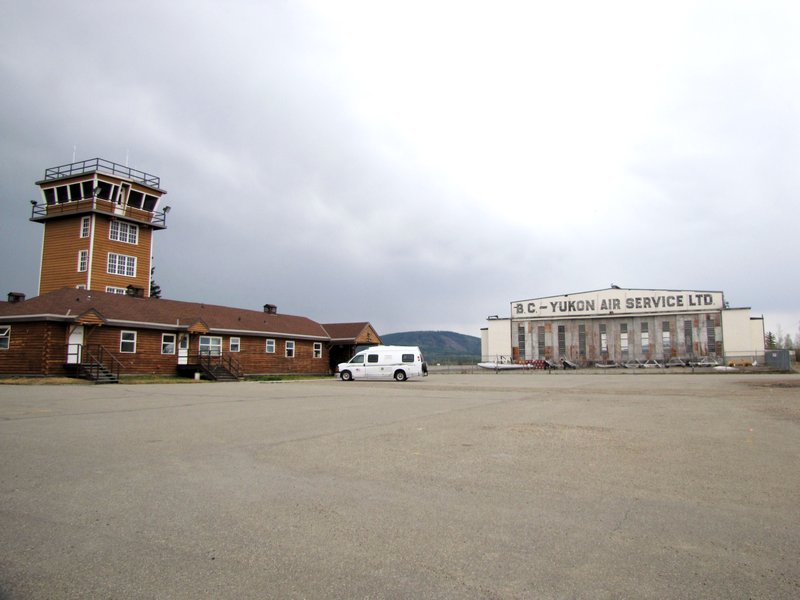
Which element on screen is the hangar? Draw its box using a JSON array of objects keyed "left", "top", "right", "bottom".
[{"left": 481, "top": 287, "right": 765, "bottom": 366}]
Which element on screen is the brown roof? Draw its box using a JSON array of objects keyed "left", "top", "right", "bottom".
[{"left": 0, "top": 288, "right": 330, "bottom": 340}]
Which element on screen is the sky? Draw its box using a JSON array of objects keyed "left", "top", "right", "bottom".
[{"left": 1, "top": 0, "right": 799, "bottom": 339}]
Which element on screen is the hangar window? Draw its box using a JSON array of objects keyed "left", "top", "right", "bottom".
[
  {"left": 641, "top": 322, "right": 650, "bottom": 354},
  {"left": 537, "top": 326, "right": 546, "bottom": 358},
  {"left": 662, "top": 322, "right": 671, "bottom": 355},
  {"left": 706, "top": 317, "right": 716, "bottom": 353},
  {"left": 557, "top": 325, "right": 566, "bottom": 357},
  {"left": 518, "top": 325, "right": 526, "bottom": 360},
  {"left": 578, "top": 324, "right": 586, "bottom": 358},
  {"left": 0, "top": 325, "right": 10, "bottom": 350},
  {"left": 684, "top": 321, "right": 693, "bottom": 354},
  {"left": 620, "top": 324, "right": 629, "bottom": 359},
  {"left": 600, "top": 324, "right": 608, "bottom": 355}
]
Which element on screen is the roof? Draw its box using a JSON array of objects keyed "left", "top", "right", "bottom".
[
  {"left": 322, "top": 322, "right": 382, "bottom": 344},
  {"left": 0, "top": 288, "right": 331, "bottom": 340}
]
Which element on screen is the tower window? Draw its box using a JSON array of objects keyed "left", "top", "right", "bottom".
[
  {"left": 78, "top": 250, "right": 88, "bottom": 272},
  {"left": 80, "top": 216, "right": 90, "bottom": 238},
  {"left": 128, "top": 190, "right": 144, "bottom": 209},
  {"left": 108, "top": 253, "right": 136, "bottom": 277},
  {"left": 109, "top": 221, "right": 138, "bottom": 244}
]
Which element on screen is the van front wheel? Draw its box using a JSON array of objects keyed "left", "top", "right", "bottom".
[
  {"left": 394, "top": 370, "right": 407, "bottom": 382},
  {"left": 341, "top": 370, "right": 353, "bottom": 381}
]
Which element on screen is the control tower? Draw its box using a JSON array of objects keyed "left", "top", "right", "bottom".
[{"left": 30, "top": 158, "right": 169, "bottom": 297}]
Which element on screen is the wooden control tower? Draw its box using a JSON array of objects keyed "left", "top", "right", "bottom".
[{"left": 30, "top": 158, "right": 169, "bottom": 297}]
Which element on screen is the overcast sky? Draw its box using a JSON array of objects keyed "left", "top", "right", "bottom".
[{"left": 1, "top": 1, "right": 799, "bottom": 338}]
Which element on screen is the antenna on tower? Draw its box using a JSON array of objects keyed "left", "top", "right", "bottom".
[{"left": 72, "top": 145, "right": 77, "bottom": 162}]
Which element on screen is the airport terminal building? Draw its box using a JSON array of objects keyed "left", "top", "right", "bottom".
[{"left": 481, "top": 287, "right": 765, "bottom": 366}]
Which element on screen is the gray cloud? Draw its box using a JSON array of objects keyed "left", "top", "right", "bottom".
[{"left": 2, "top": 1, "right": 799, "bottom": 337}]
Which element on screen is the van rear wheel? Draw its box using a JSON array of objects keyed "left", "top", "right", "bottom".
[
  {"left": 341, "top": 370, "right": 353, "bottom": 381},
  {"left": 394, "top": 370, "right": 407, "bottom": 382}
]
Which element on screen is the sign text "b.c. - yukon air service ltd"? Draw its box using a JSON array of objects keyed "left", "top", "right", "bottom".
[{"left": 513, "top": 289, "right": 724, "bottom": 318}]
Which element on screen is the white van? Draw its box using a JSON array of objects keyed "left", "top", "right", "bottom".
[{"left": 337, "top": 346, "right": 427, "bottom": 381}]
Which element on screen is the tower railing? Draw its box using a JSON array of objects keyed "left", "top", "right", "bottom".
[
  {"left": 31, "top": 198, "right": 168, "bottom": 227},
  {"left": 43, "top": 158, "right": 160, "bottom": 188}
]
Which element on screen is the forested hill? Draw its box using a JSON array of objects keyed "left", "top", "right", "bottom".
[{"left": 379, "top": 331, "right": 481, "bottom": 364}]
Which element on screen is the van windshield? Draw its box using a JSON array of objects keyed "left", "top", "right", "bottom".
[{"left": 349, "top": 355, "right": 364, "bottom": 365}]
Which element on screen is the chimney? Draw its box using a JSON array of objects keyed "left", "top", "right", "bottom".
[
  {"left": 263, "top": 303, "right": 277, "bottom": 314},
  {"left": 7, "top": 292, "right": 26, "bottom": 303}
]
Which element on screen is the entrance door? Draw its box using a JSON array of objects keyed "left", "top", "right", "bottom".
[
  {"left": 178, "top": 334, "right": 189, "bottom": 365},
  {"left": 67, "top": 325, "right": 84, "bottom": 364}
]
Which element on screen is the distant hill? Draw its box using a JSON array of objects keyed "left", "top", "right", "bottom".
[{"left": 379, "top": 331, "right": 481, "bottom": 364}]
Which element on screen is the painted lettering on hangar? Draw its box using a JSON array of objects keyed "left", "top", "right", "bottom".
[{"left": 513, "top": 291, "right": 723, "bottom": 317}]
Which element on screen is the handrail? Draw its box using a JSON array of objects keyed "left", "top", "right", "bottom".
[
  {"left": 31, "top": 198, "right": 167, "bottom": 227},
  {"left": 68, "top": 344, "right": 122, "bottom": 382},
  {"left": 192, "top": 352, "right": 243, "bottom": 380},
  {"left": 43, "top": 158, "right": 160, "bottom": 188}
]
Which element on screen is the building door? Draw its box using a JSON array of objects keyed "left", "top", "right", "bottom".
[
  {"left": 67, "top": 325, "right": 84, "bottom": 364},
  {"left": 178, "top": 334, "right": 189, "bottom": 365}
]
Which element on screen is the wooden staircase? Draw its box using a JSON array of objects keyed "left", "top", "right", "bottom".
[
  {"left": 193, "top": 353, "right": 244, "bottom": 382},
  {"left": 72, "top": 345, "right": 121, "bottom": 384}
]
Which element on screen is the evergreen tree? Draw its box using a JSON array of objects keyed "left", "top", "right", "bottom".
[
  {"left": 765, "top": 331, "right": 777, "bottom": 349},
  {"left": 150, "top": 267, "right": 162, "bottom": 299}
]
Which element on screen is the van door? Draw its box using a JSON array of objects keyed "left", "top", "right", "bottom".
[
  {"left": 346, "top": 353, "right": 367, "bottom": 378},
  {"left": 365, "top": 352, "right": 383, "bottom": 378}
]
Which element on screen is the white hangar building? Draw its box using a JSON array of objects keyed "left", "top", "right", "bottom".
[{"left": 481, "top": 287, "right": 765, "bottom": 366}]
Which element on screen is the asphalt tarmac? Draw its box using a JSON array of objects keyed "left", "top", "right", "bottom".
[{"left": 1, "top": 372, "right": 798, "bottom": 599}]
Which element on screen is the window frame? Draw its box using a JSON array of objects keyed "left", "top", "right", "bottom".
[
  {"left": 109, "top": 220, "right": 139, "bottom": 245},
  {"left": 161, "top": 333, "right": 176, "bottom": 355},
  {"left": 230, "top": 337, "right": 240, "bottom": 353},
  {"left": 120, "top": 330, "right": 137, "bottom": 353},
  {"left": 199, "top": 336, "right": 222, "bottom": 357},
  {"left": 313, "top": 342, "right": 322, "bottom": 359},
  {"left": 285, "top": 340, "right": 295, "bottom": 358},
  {"left": 78, "top": 249, "right": 88, "bottom": 272},
  {"left": 106, "top": 286, "right": 127, "bottom": 295},
  {"left": 80, "top": 216, "right": 91, "bottom": 238},
  {"left": 0, "top": 325, "right": 10, "bottom": 350},
  {"left": 107, "top": 252, "right": 137, "bottom": 277},
  {"left": 265, "top": 339, "right": 275, "bottom": 353}
]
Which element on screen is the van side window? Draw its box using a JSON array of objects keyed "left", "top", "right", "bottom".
[
  {"left": 367, "top": 354, "right": 379, "bottom": 363},
  {"left": 402, "top": 354, "right": 414, "bottom": 363},
  {"left": 350, "top": 355, "right": 364, "bottom": 364}
]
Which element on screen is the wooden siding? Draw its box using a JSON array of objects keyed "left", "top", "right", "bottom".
[
  {"left": 0, "top": 325, "right": 331, "bottom": 377},
  {"left": 90, "top": 216, "right": 153, "bottom": 293},
  {"left": 39, "top": 219, "right": 91, "bottom": 293},
  {"left": 0, "top": 322, "right": 70, "bottom": 376},
  {"left": 38, "top": 212, "right": 156, "bottom": 296}
]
